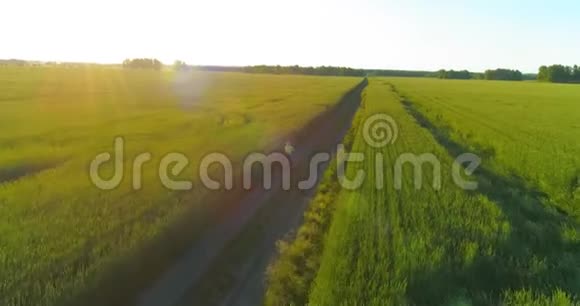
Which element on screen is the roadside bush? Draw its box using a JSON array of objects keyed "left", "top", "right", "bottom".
[{"left": 264, "top": 99, "right": 365, "bottom": 306}]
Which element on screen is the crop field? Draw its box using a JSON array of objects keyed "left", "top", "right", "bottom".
[
  {"left": 3, "top": 67, "right": 580, "bottom": 306},
  {"left": 0, "top": 67, "right": 360, "bottom": 306},
  {"left": 267, "top": 78, "right": 580, "bottom": 305},
  {"left": 388, "top": 77, "right": 580, "bottom": 218}
]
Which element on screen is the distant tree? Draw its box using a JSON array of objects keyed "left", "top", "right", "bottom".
[
  {"left": 550, "top": 65, "right": 571, "bottom": 83},
  {"left": 537, "top": 64, "right": 580, "bottom": 83},
  {"left": 484, "top": 69, "right": 523, "bottom": 81},
  {"left": 0, "top": 59, "right": 28, "bottom": 66},
  {"left": 538, "top": 66, "right": 550, "bottom": 82},
  {"left": 122, "top": 58, "right": 163, "bottom": 70},
  {"left": 173, "top": 60, "right": 188, "bottom": 71},
  {"left": 573, "top": 65, "right": 580, "bottom": 82},
  {"left": 471, "top": 72, "right": 485, "bottom": 80},
  {"left": 436, "top": 69, "right": 471, "bottom": 80}
]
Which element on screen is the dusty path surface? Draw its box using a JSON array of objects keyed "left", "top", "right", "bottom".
[{"left": 138, "top": 80, "right": 367, "bottom": 306}]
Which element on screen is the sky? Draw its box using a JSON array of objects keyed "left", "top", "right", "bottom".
[{"left": 2, "top": 0, "right": 579, "bottom": 73}]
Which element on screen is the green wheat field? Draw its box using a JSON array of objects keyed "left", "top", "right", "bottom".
[
  {"left": 0, "top": 66, "right": 359, "bottom": 306},
  {"left": 266, "top": 78, "right": 580, "bottom": 306},
  {"left": 1, "top": 67, "right": 580, "bottom": 306}
]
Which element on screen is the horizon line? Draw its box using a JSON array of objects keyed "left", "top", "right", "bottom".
[{"left": 0, "top": 58, "right": 543, "bottom": 75}]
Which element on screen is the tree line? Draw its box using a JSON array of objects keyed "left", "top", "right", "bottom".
[
  {"left": 244, "top": 65, "right": 365, "bottom": 76},
  {"left": 195, "top": 65, "right": 432, "bottom": 78},
  {"left": 484, "top": 69, "right": 523, "bottom": 81},
  {"left": 122, "top": 58, "right": 163, "bottom": 70},
  {"left": 433, "top": 69, "right": 528, "bottom": 81},
  {"left": 367, "top": 69, "right": 431, "bottom": 77},
  {"left": 118, "top": 60, "right": 580, "bottom": 84},
  {"left": 538, "top": 65, "right": 580, "bottom": 83},
  {"left": 433, "top": 69, "right": 472, "bottom": 80},
  {"left": 15, "top": 58, "right": 580, "bottom": 85}
]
